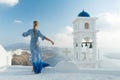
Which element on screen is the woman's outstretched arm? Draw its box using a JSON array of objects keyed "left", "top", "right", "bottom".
[
  {"left": 38, "top": 31, "right": 54, "bottom": 45},
  {"left": 22, "top": 30, "right": 31, "bottom": 37},
  {"left": 45, "top": 37, "right": 54, "bottom": 45}
]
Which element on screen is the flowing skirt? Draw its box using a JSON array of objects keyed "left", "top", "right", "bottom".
[{"left": 30, "top": 46, "right": 49, "bottom": 73}]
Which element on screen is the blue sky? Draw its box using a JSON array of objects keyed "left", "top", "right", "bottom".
[{"left": 0, "top": 0, "right": 120, "bottom": 51}]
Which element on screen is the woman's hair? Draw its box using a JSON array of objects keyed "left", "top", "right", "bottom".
[
  {"left": 33, "top": 21, "right": 38, "bottom": 29},
  {"left": 33, "top": 21, "right": 38, "bottom": 39}
]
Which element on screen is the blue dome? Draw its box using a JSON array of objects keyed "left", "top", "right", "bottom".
[{"left": 78, "top": 10, "right": 90, "bottom": 17}]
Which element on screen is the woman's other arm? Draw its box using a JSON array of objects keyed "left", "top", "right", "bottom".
[
  {"left": 22, "top": 29, "right": 31, "bottom": 37},
  {"left": 44, "top": 37, "right": 54, "bottom": 45},
  {"left": 38, "top": 31, "right": 54, "bottom": 45}
]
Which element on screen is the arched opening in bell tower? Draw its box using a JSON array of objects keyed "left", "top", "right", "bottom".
[{"left": 81, "top": 37, "right": 94, "bottom": 61}]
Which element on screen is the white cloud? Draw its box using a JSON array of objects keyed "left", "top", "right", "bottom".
[
  {"left": 97, "top": 13, "right": 120, "bottom": 52},
  {"left": 0, "top": 0, "right": 19, "bottom": 6},
  {"left": 14, "top": 20, "right": 22, "bottom": 24},
  {"left": 54, "top": 26, "right": 73, "bottom": 48},
  {"left": 97, "top": 31, "right": 120, "bottom": 49},
  {"left": 97, "top": 13, "right": 120, "bottom": 30}
]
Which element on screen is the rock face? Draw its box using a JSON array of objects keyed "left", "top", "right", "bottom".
[{"left": 12, "top": 50, "right": 31, "bottom": 66}]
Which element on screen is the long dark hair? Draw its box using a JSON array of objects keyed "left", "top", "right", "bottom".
[{"left": 33, "top": 21, "right": 38, "bottom": 38}]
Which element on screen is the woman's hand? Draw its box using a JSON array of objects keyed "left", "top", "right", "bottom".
[
  {"left": 50, "top": 40, "right": 54, "bottom": 45},
  {"left": 45, "top": 37, "right": 54, "bottom": 45}
]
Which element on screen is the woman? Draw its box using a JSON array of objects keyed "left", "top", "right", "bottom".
[{"left": 22, "top": 21, "right": 54, "bottom": 74}]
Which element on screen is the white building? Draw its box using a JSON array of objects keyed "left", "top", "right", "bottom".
[
  {"left": 0, "top": 45, "right": 11, "bottom": 69},
  {"left": 73, "top": 10, "right": 99, "bottom": 68}
]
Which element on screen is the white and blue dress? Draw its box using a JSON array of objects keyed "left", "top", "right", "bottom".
[{"left": 22, "top": 29, "right": 49, "bottom": 73}]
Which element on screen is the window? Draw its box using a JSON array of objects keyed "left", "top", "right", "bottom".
[{"left": 84, "top": 23, "right": 89, "bottom": 29}]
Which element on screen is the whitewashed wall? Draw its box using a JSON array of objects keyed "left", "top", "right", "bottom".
[{"left": 0, "top": 45, "right": 10, "bottom": 68}]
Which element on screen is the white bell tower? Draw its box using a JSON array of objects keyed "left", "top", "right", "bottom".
[{"left": 73, "top": 10, "right": 98, "bottom": 68}]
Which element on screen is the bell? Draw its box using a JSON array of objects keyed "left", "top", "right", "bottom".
[
  {"left": 76, "top": 43, "right": 78, "bottom": 47},
  {"left": 81, "top": 43, "right": 83, "bottom": 47},
  {"left": 85, "top": 42, "right": 88, "bottom": 47},
  {"left": 89, "top": 43, "right": 92, "bottom": 48}
]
